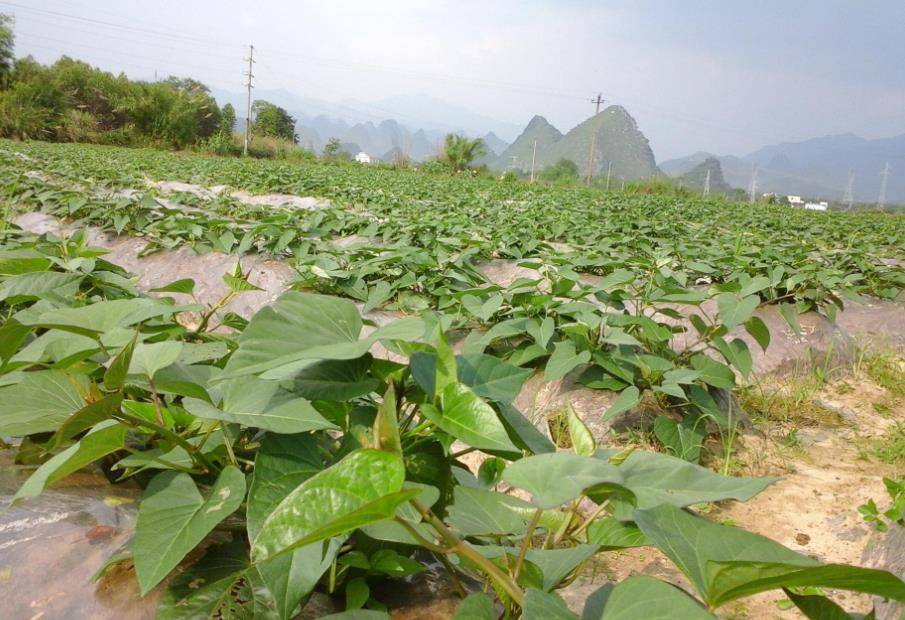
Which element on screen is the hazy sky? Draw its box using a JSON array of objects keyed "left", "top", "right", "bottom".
[{"left": 7, "top": 0, "right": 905, "bottom": 159}]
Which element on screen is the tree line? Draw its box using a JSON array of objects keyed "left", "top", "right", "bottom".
[{"left": 0, "top": 14, "right": 299, "bottom": 152}]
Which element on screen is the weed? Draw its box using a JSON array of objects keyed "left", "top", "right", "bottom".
[
  {"left": 738, "top": 381, "right": 843, "bottom": 428},
  {"left": 862, "top": 351, "right": 905, "bottom": 397},
  {"left": 547, "top": 408, "right": 572, "bottom": 449},
  {"left": 873, "top": 422, "right": 905, "bottom": 470}
]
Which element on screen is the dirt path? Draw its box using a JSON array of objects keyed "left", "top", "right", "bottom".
[{"left": 556, "top": 369, "right": 905, "bottom": 619}]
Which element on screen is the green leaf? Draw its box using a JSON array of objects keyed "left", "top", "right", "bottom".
[
  {"left": 502, "top": 453, "right": 624, "bottom": 509},
  {"left": 633, "top": 503, "right": 819, "bottom": 606},
  {"left": 133, "top": 466, "right": 247, "bottom": 595},
  {"left": 603, "top": 327, "right": 643, "bottom": 347},
  {"left": 0, "top": 271, "right": 83, "bottom": 303},
  {"left": 103, "top": 332, "right": 137, "bottom": 391},
  {"left": 222, "top": 292, "right": 422, "bottom": 379},
  {"left": 345, "top": 577, "right": 370, "bottom": 610},
  {"left": 457, "top": 353, "right": 532, "bottom": 404},
  {"left": 601, "top": 386, "right": 640, "bottom": 423},
  {"left": 247, "top": 434, "right": 339, "bottom": 620},
  {"left": 50, "top": 392, "right": 123, "bottom": 448},
  {"left": 527, "top": 545, "right": 598, "bottom": 591},
  {"left": 251, "top": 449, "right": 416, "bottom": 563},
  {"left": 176, "top": 342, "right": 229, "bottom": 365},
  {"left": 369, "top": 549, "right": 424, "bottom": 577},
  {"left": 0, "top": 253, "right": 51, "bottom": 275},
  {"left": 526, "top": 316, "right": 555, "bottom": 349},
  {"left": 588, "top": 576, "right": 714, "bottom": 619},
  {"left": 21, "top": 298, "right": 181, "bottom": 337},
  {"left": 447, "top": 486, "right": 534, "bottom": 536},
  {"left": 544, "top": 341, "right": 591, "bottom": 381},
  {"left": 156, "top": 541, "right": 278, "bottom": 620},
  {"left": 708, "top": 563, "right": 905, "bottom": 609},
  {"left": 477, "top": 456, "right": 506, "bottom": 488},
  {"left": 653, "top": 415, "right": 704, "bottom": 463},
  {"left": 0, "top": 319, "right": 32, "bottom": 364},
  {"left": 744, "top": 316, "right": 770, "bottom": 352},
  {"left": 12, "top": 420, "right": 126, "bottom": 505},
  {"left": 567, "top": 405, "right": 596, "bottom": 456},
  {"left": 782, "top": 588, "right": 861, "bottom": 620},
  {"left": 716, "top": 293, "right": 759, "bottom": 330},
  {"left": 523, "top": 589, "right": 578, "bottom": 620},
  {"left": 183, "top": 376, "right": 336, "bottom": 434},
  {"left": 434, "top": 329, "right": 458, "bottom": 397},
  {"left": 690, "top": 355, "right": 735, "bottom": 389},
  {"left": 128, "top": 341, "right": 184, "bottom": 379},
  {"left": 497, "top": 402, "right": 556, "bottom": 455},
  {"left": 778, "top": 302, "right": 802, "bottom": 335},
  {"left": 223, "top": 269, "right": 263, "bottom": 293},
  {"left": 596, "top": 450, "right": 777, "bottom": 518},
  {"left": 292, "top": 355, "right": 379, "bottom": 401},
  {"left": 149, "top": 278, "right": 196, "bottom": 295},
  {"left": 422, "top": 382, "right": 519, "bottom": 454},
  {"left": 452, "top": 592, "right": 496, "bottom": 620},
  {"left": 0, "top": 370, "right": 89, "bottom": 436},
  {"left": 363, "top": 280, "right": 393, "bottom": 313},
  {"left": 586, "top": 517, "right": 650, "bottom": 549},
  {"left": 374, "top": 383, "right": 402, "bottom": 454},
  {"left": 713, "top": 337, "right": 753, "bottom": 378}
]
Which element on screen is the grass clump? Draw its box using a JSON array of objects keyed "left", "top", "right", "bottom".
[{"left": 874, "top": 422, "right": 905, "bottom": 470}]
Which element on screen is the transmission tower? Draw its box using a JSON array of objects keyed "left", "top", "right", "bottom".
[
  {"left": 878, "top": 162, "right": 890, "bottom": 208},
  {"left": 703, "top": 169, "right": 711, "bottom": 197},
  {"left": 842, "top": 169, "right": 854, "bottom": 210},
  {"left": 747, "top": 165, "right": 758, "bottom": 203}
]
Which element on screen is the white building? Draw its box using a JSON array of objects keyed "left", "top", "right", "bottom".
[
  {"left": 787, "top": 195, "right": 803, "bottom": 205},
  {"left": 354, "top": 152, "right": 372, "bottom": 164},
  {"left": 804, "top": 201, "right": 828, "bottom": 211}
]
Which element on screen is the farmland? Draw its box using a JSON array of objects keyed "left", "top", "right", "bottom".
[{"left": 1, "top": 139, "right": 904, "bottom": 619}]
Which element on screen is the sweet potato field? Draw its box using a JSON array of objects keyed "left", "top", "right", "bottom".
[{"left": 1, "top": 140, "right": 904, "bottom": 619}]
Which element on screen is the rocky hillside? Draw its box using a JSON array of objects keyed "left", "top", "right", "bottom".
[
  {"left": 491, "top": 107, "right": 659, "bottom": 181},
  {"left": 680, "top": 157, "right": 733, "bottom": 196}
]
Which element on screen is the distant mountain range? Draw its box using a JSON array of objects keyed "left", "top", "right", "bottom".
[
  {"left": 490, "top": 106, "right": 659, "bottom": 181},
  {"left": 660, "top": 134, "right": 905, "bottom": 203},
  {"left": 679, "top": 157, "right": 733, "bottom": 196},
  {"left": 214, "top": 86, "right": 903, "bottom": 202},
  {"left": 212, "top": 88, "right": 515, "bottom": 161}
]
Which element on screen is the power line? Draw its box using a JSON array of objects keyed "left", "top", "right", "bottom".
[
  {"left": 0, "top": 1, "right": 242, "bottom": 48},
  {"left": 6, "top": 1, "right": 892, "bottom": 151},
  {"left": 17, "top": 13, "right": 246, "bottom": 63},
  {"left": 17, "top": 32, "right": 241, "bottom": 77}
]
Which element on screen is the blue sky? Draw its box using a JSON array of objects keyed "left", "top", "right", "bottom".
[{"left": 6, "top": 0, "right": 905, "bottom": 159}]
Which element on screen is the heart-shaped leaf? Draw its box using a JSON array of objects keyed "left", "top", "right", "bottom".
[{"left": 134, "top": 466, "right": 246, "bottom": 595}]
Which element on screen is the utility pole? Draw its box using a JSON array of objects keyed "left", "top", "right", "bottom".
[
  {"left": 878, "top": 162, "right": 890, "bottom": 208},
  {"left": 703, "top": 169, "right": 711, "bottom": 197},
  {"left": 530, "top": 139, "right": 537, "bottom": 183},
  {"left": 843, "top": 169, "right": 854, "bottom": 210},
  {"left": 605, "top": 161, "right": 612, "bottom": 191},
  {"left": 748, "top": 165, "right": 759, "bottom": 203},
  {"left": 586, "top": 93, "right": 604, "bottom": 187},
  {"left": 243, "top": 44, "right": 255, "bottom": 157}
]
